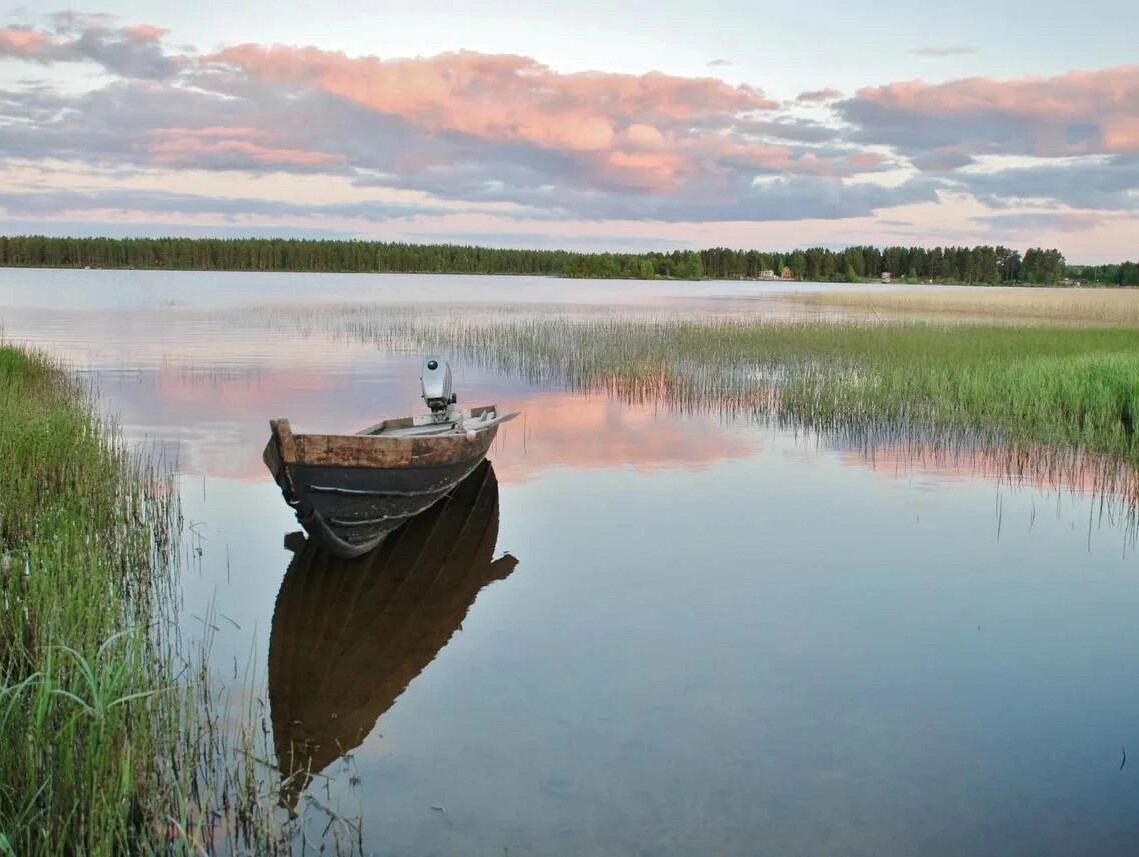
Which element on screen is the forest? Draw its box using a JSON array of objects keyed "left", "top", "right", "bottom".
[{"left": 0, "top": 235, "right": 1132, "bottom": 285}]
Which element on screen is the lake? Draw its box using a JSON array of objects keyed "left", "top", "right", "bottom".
[{"left": 3, "top": 268, "right": 1139, "bottom": 856}]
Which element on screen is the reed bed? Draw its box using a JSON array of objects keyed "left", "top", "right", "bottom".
[
  {"left": 798, "top": 286, "right": 1139, "bottom": 326},
  {"left": 0, "top": 345, "right": 348, "bottom": 855},
  {"left": 258, "top": 303, "right": 1139, "bottom": 516}
]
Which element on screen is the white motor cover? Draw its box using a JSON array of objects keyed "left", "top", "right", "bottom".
[{"left": 420, "top": 355, "right": 453, "bottom": 412}]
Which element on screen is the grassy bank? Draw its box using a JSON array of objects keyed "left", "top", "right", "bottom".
[
  {"left": 797, "top": 286, "right": 1139, "bottom": 326},
  {"left": 0, "top": 347, "right": 323, "bottom": 855},
  {"left": 0, "top": 345, "right": 183, "bottom": 854}
]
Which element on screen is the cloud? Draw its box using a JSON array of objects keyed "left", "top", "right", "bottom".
[
  {"left": 0, "top": 10, "right": 1132, "bottom": 235},
  {"left": 706, "top": 58, "right": 732, "bottom": 67},
  {"left": 911, "top": 147, "right": 976, "bottom": 172},
  {"left": 202, "top": 45, "right": 777, "bottom": 154},
  {"left": 0, "top": 14, "right": 909, "bottom": 224},
  {"left": 0, "top": 187, "right": 453, "bottom": 221},
  {"left": 911, "top": 45, "right": 974, "bottom": 57},
  {"left": 972, "top": 212, "right": 1109, "bottom": 233},
  {"left": 0, "top": 14, "right": 177, "bottom": 78},
  {"left": 840, "top": 65, "right": 1139, "bottom": 158},
  {"left": 0, "top": 219, "right": 362, "bottom": 239},
  {"left": 739, "top": 117, "right": 843, "bottom": 143},
  {"left": 953, "top": 156, "right": 1139, "bottom": 210},
  {"left": 795, "top": 88, "right": 842, "bottom": 103}
]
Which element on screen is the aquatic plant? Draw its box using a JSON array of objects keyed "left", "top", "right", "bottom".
[
  {"left": 0, "top": 346, "right": 353, "bottom": 855},
  {"left": 258, "top": 303, "right": 1139, "bottom": 514},
  {"left": 798, "top": 286, "right": 1139, "bottom": 326}
]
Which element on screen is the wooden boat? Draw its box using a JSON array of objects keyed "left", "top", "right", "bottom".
[
  {"left": 269, "top": 460, "right": 517, "bottom": 812},
  {"left": 263, "top": 356, "right": 517, "bottom": 558}
]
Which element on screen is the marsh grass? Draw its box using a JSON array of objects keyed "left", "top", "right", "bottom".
[
  {"left": 0, "top": 345, "right": 346, "bottom": 855},
  {"left": 267, "top": 304, "right": 1139, "bottom": 513},
  {"left": 798, "top": 286, "right": 1139, "bottom": 326}
]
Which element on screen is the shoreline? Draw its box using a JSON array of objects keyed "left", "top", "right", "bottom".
[
  {"left": 0, "top": 346, "right": 319, "bottom": 855},
  {"left": 3, "top": 235, "right": 1131, "bottom": 286},
  {"left": 0, "top": 262, "right": 1120, "bottom": 290}
]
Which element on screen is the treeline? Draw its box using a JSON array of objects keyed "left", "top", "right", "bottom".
[
  {"left": 1067, "top": 261, "right": 1139, "bottom": 287},
  {"left": 0, "top": 234, "right": 1130, "bottom": 285},
  {"left": 700, "top": 245, "right": 1067, "bottom": 285}
]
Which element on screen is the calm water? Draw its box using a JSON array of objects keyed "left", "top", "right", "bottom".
[{"left": 3, "top": 268, "right": 1139, "bottom": 855}]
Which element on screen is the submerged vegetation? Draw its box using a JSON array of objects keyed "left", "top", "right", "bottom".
[
  {"left": 0, "top": 346, "right": 350, "bottom": 855},
  {"left": 4, "top": 234, "right": 1130, "bottom": 284}
]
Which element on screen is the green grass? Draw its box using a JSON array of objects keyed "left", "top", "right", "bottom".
[
  {"left": 300, "top": 305, "right": 1139, "bottom": 498},
  {"left": 0, "top": 345, "right": 180, "bottom": 853},
  {"left": 799, "top": 286, "right": 1139, "bottom": 326},
  {"left": 0, "top": 346, "right": 337, "bottom": 855}
]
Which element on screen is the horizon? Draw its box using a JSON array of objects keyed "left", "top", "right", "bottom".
[
  {"left": 1, "top": 3, "right": 1136, "bottom": 262},
  {"left": 0, "top": 233, "right": 1133, "bottom": 268}
]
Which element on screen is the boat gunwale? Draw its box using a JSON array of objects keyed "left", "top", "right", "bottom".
[
  {"left": 263, "top": 407, "right": 516, "bottom": 472},
  {"left": 358, "top": 403, "right": 500, "bottom": 436}
]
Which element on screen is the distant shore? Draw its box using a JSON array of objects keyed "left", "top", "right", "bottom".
[{"left": 1, "top": 235, "right": 1135, "bottom": 287}]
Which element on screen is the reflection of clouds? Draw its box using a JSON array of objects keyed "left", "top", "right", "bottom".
[
  {"left": 838, "top": 438, "right": 1139, "bottom": 511},
  {"left": 105, "top": 359, "right": 763, "bottom": 482},
  {"left": 491, "top": 394, "right": 761, "bottom": 482}
]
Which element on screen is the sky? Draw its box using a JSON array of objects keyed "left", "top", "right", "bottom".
[{"left": 0, "top": 1, "right": 1136, "bottom": 261}]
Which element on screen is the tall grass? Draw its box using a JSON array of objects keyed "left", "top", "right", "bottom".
[
  {"left": 798, "top": 286, "right": 1139, "bottom": 326},
  {"left": 0, "top": 345, "right": 181, "bottom": 853},
  {"left": 268, "top": 304, "right": 1139, "bottom": 509},
  {"left": 0, "top": 346, "right": 340, "bottom": 854}
]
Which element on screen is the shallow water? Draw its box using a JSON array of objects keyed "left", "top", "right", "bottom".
[{"left": 3, "top": 268, "right": 1139, "bottom": 856}]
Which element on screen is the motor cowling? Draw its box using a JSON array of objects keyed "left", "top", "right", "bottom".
[{"left": 420, "top": 355, "right": 454, "bottom": 413}]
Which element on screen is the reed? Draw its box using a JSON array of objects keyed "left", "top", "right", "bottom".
[
  {"left": 262, "top": 304, "right": 1139, "bottom": 511},
  {"left": 0, "top": 345, "right": 343, "bottom": 855},
  {"left": 797, "top": 286, "right": 1139, "bottom": 326}
]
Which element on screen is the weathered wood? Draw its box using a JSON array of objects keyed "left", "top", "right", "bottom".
[
  {"left": 264, "top": 406, "right": 517, "bottom": 557},
  {"left": 295, "top": 429, "right": 494, "bottom": 468},
  {"left": 270, "top": 419, "right": 298, "bottom": 463},
  {"left": 268, "top": 418, "right": 298, "bottom": 495}
]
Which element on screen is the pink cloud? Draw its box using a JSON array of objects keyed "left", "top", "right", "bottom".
[
  {"left": 123, "top": 24, "right": 168, "bottom": 41},
  {"left": 198, "top": 45, "right": 834, "bottom": 190},
  {"left": 796, "top": 87, "right": 842, "bottom": 102},
  {"left": 150, "top": 136, "right": 347, "bottom": 167},
  {"left": 620, "top": 123, "right": 666, "bottom": 149},
  {"left": 1102, "top": 116, "right": 1139, "bottom": 154},
  {"left": 0, "top": 26, "right": 67, "bottom": 58},
  {"left": 0, "top": 17, "right": 174, "bottom": 77},
  {"left": 205, "top": 46, "right": 776, "bottom": 152},
  {"left": 855, "top": 65, "right": 1139, "bottom": 155},
  {"left": 841, "top": 151, "right": 886, "bottom": 170}
]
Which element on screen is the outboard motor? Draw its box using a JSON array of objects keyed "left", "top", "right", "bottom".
[{"left": 420, "top": 355, "right": 455, "bottom": 418}]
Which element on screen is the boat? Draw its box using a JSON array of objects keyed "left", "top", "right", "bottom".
[
  {"left": 268, "top": 460, "right": 517, "bottom": 812},
  {"left": 263, "top": 356, "right": 517, "bottom": 558}
]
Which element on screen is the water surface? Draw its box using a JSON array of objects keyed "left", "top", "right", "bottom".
[{"left": 3, "top": 268, "right": 1138, "bottom": 856}]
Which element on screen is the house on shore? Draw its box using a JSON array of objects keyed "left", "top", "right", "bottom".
[{"left": 881, "top": 271, "right": 892, "bottom": 283}]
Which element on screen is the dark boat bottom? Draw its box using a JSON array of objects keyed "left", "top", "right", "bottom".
[{"left": 291, "top": 457, "right": 490, "bottom": 558}]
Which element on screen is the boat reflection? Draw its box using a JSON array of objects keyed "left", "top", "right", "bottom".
[{"left": 268, "top": 460, "right": 517, "bottom": 811}]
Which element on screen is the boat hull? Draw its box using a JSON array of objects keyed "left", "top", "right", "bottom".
[
  {"left": 263, "top": 410, "right": 508, "bottom": 558},
  {"left": 291, "top": 455, "right": 492, "bottom": 557}
]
